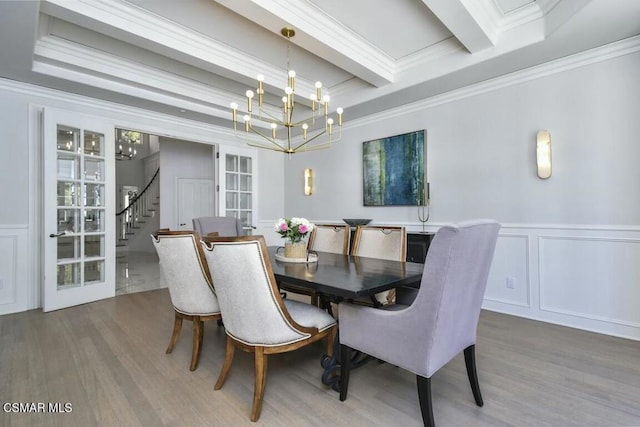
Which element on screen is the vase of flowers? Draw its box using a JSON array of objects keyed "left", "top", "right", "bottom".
[{"left": 275, "top": 217, "right": 314, "bottom": 258}]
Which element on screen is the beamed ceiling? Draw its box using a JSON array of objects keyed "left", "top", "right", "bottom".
[{"left": 1, "top": 0, "right": 639, "bottom": 128}]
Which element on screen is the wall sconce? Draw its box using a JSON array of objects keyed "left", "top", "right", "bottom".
[
  {"left": 536, "top": 130, "right": 552, "bottom": 179},
  {"left": 304, "top": 168, "right": 313, "bottom": 195}
]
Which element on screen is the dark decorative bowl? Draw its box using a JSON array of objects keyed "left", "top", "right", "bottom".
[{"left": 343, "top": 218, "right": 372, "bottom": 227}]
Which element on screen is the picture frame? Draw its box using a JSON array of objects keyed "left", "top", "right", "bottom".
[{"left": 363, "top": 130, "right": 426, "bottom": 206}]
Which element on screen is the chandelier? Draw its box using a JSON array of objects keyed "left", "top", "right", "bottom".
[
  {"left": 115, "top": 129, "right": 141, "bottom": 160},
  {"left": 230, "top": 27, "right": 344, "bottom": 154}
]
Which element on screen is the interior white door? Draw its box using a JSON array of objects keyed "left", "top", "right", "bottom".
[
  {"left": 43, "top": 109, "right": 115, "bottom": 312},
  {"left": 177, "top": 178, "right": 215, "bottom": 230},
  {"left": 217, "top": 145, "right": 258, "bottom": 234}
]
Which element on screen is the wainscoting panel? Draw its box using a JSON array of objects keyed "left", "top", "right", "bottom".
[
  {"left": 0, "top": 227, "right": 29, "bottom": 315},
  {"left": 485, "top": 234, "right": 530, "bottom": 307},
  {"left": 0, "top": 235, "right": 17, "bottom": 305},
  {"left": 539, "top": 236, "right": 640, "bottom": 327}
]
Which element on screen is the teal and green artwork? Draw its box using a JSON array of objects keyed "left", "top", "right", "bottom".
[{"left": 363, "top": 130, "right": 425, "bottom": 206}]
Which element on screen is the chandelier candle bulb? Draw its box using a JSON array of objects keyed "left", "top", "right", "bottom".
[
  {"left": 302, "top": 123, "right": 308, "bottom": 139},
  {"left": 257, "top": 74, "right": 264, "bottom": 106},
  {"left": 315, "top": 81, "right": 322, "bottom": 101},
  {"left": 245, "top": 90, "right": 254, "bottom": 113},
  {"left": 230, "top": 102, "right": 238, "bottom": 124},
  {"left": 309, "top": 94, "right": 316, "bottom": 112},
  {"left": 288, "top": 70, "right": 296, "bottom": 90},
  {"left": 271, "top": 123, "right": 277, "bottom": 139}
]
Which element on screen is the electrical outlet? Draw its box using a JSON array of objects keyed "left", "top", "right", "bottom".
[{"left": 506, "top": 277, "right": 516, "bottom": 289}]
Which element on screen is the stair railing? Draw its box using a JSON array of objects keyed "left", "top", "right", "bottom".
[{"left": 116, "top": 168, "right": 160, "bottom": 243}]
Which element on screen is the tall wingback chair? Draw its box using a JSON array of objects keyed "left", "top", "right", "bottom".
[
  {"left": 351, "top": 225, "right": 406, "bottom": 305},
  {"left": 201, "top": 236, "right": 337, "bottom": 422},
  {"left": 192, "top": 216, "right": 243, "bottom": 237},
  {"left": 151, "top": 230, "right": 221, "bottom": 371},
  {"left": 308, "top": 224, "right": 350, "bottom": 254},
  {"left": 338, "top": 220, "right": 500, "bottom": 427}
]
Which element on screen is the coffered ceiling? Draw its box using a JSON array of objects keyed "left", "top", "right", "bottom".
[{"left": 1, "top": 0, "right": 639, "bottom": 128}]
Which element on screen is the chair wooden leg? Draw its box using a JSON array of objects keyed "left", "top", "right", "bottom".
[
  {"left": 165, "top": 312, "right": 183, "bottom": 354},
  {"left": 339, "top": 344, "right": 352, "bottom": 401},
  {"left": 464, "top": 345, "right": 484, "bottom": 407},
  {"left": 250, "top": 347, "right": 268, "bottom": 422},
  {"left": 189, "top": 317, "right": 204, "bottom": 371},
  {"left": 417, "top": 375, "right": 435, "bottom": 427},
  {"left": 215, "top": 337, "right": 235, "bottom": 390},
  {"left": 326, "top": 326, "right": 336, "bottom": 357},
  {"left": 310, "top": 292, "right": 319, "bottom": 307}
]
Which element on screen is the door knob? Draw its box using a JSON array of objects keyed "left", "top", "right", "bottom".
[
  {"left": 180, "top": 223, "right": 186, "bottom": 226},
  {"left": 49, "top": 231, "right": 66, "bottom": 238}
]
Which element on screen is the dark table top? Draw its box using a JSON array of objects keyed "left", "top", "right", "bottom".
[{"left": 267, "top": 246, "right": 424, "bottom": 300}]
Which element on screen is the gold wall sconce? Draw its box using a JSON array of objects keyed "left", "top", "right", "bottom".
[
  {"left": 304, "top": 168, "right": 313, "bottom": 195},
  {"left": 536, "top": 130, "right": 552, "bottom": 179}
]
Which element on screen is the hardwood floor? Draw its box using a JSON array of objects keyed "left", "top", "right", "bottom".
[{"left": 1, "top": 289, "right": 639, "bottom": 426}]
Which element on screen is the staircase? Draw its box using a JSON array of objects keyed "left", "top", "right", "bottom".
[{"left": 116, "top": 168, "right": 160, "bottom": 247}]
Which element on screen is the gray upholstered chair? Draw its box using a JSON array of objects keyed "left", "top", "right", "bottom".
[
  {"left": 201, "top": 235, "right": 337, "bottom": 422},
  {"left": 351, "top": 225, "right": 406, "bottom": 305},
  {"left": 151, "top": 230, "right": 221, "bottom": 371},
  {"left": 338, "top": 220, "right": 500, "bottom": 427},
  {"left": 192, "top": 216, "right": 243, "bottom": 237}
]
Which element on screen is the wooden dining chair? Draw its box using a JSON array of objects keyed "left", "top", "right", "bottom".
[
  {"left": 201, "top": 235, "right": 337, "bottom": 422},
  {"left": 281, "top": 224, "right": 350, "bottom": 306},
  {"left": 338, "top": 220, "right": 501, "bottom": 427},
  {"left": 308, "top": 224, "right": 350, "bottom": 255},
  {"left": 151, "top": 230, "right": 221, "bottom": 371},
  {"left": 351, "top": 225, "right": 406, "bottom": 305}
]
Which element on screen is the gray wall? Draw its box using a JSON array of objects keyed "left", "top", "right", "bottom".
[{"left": 283, "top": 52, "right": 640, "bottom": 226}]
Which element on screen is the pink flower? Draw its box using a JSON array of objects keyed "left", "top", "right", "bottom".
[
  {"left": 298, "top": 224, "right": 308, "bottom": 234},
  {"left": 279, "top": 223, "right": 288, "bottom": 231}
]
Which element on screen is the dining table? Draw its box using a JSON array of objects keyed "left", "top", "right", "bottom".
[{"left": 267, "top": 246, "right": 425, "bottom": 390}]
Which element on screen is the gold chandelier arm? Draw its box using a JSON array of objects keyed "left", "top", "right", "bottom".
[
  {"left": 292, "top": 128, "right": 329, "bottom": 151},
  {"left": 247, "top": 124, "right": 286, "bottom": 151}
]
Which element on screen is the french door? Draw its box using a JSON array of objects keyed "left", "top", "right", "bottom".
[
  {"left": 217, "top": 145, "right": 258, "bottom": 234},
  {"left": 43, "top": 109, "right": 115, "bottom": 311}
]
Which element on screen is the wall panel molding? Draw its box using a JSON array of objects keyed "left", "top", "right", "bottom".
[
  {"left": 538, "top": 235, "right": 640, "bottom": 329},
  {"left": 0, "top": 228, "right": 29, "bottom": 314}
]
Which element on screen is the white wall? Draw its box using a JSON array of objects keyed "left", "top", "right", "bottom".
[
  {"left": 158, "top": 136, "right": 215, "bottom": 230},
  {"left": 281, "top": 44, "right": 640, "bottom": 340}
]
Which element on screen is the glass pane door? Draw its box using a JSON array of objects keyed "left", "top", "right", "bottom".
[
  {"left": 218, "top": 146, "right": 257, "bottom": 235},
  {"left": 44, "top": 109, "right": 115, "bottom": 311},
  {"left": 55, "top": 126, "right": 107, "bottom": 289}
]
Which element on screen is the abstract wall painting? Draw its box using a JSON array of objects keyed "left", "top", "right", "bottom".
[{"left": 363, "top": 130, "right": 426, "bottom": 206}]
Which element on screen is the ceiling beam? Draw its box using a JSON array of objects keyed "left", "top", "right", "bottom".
[
  {"left": 214, "top": 0, "right": 395, "bottom": 87},
  {"left": 420, "top": 0, "right": 497, "bottom": 53}
]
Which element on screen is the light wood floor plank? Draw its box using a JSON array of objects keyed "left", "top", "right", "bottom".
[{"left": 1, "top": 288, "right": 639, "bottom": 426}]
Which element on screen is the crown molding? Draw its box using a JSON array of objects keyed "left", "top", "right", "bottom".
[
  {"left": 33, "top": 35, "right": 283, "bottom": 122},
  {"left": 0, "top": 77, "right": 236, "bottom": 140},
  {"left": 41, "top": 0, "right": 319, "bottom": 95},
  {"left": 347, "top": 34, "right": 640, "bottom": 129}
]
